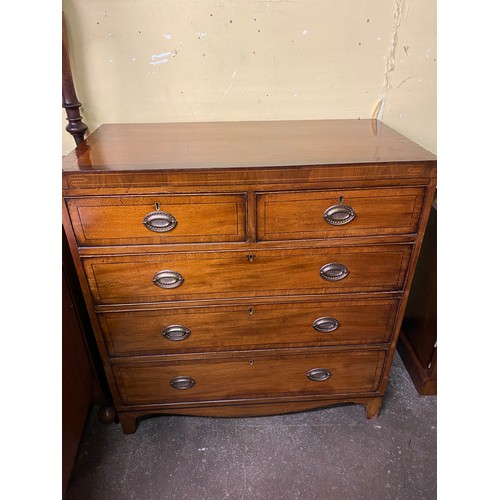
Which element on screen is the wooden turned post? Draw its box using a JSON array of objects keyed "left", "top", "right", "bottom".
[{"left": 62, "top": 13, "right": 88, "bottom": 146}]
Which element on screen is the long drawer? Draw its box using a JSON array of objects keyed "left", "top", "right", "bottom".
[
  {"left": 99, "top": 298, "right": 399, "bottom": 356},
  {"left": 113, "top": 349, "right": 387, "bottom": 405},
  {"left": 83, "top": 244, "right": 412, "bottom": 304},
  {"left": 256, "top": 186, "right": 426, "bottom": 241},
  {"left": 66, "top": 193, "right": 247, "bottom": 246}
]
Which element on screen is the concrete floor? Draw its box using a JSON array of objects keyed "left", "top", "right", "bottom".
[{"left": 65, "top": 353, "right": 436, "bottom": 500}]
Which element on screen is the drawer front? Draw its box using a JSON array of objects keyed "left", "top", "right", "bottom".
[
  {"left": 66, "top": 194, "right": 246, "bottom": 246},
  {"left": 256, "top": 186, "right": 425, "bottom": 241},
  {"left": 84, "top": 245, "right": 412, "bottom": 304},
  {"left": 114, "top": 349, "right": 387, "bottom": 405},
  {"left": 99, "top": 299, "right": 399, "bottom": 355}
]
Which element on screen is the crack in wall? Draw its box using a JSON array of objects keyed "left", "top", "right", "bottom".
[{"left": 372, "top": 0, "right": 407, "bottom": 121}]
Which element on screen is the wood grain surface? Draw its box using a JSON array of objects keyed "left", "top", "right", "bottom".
[
  {"left": 83, "top": 244, "right": 412, "bottom": 304},
  {"left": 98, "top": 298, "right": 399, "bottom": 355},
  {"left": 62, "top": 120, "right": 436, "bottom": 172},
  {"left": 114, "top": 349, "right": 387, "bottom": 405}
]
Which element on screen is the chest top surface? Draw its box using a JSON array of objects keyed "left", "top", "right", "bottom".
[{"left": 62, "top": 119, "right": 436, "bottom": 174}]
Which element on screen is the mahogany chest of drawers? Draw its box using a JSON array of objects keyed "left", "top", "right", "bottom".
[{"left": 62, "top": 119, "right": 437, "bottom": 433}]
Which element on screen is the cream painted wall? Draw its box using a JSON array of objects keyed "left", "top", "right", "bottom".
[{"left": 62, "top": 0, "right": 436, "bottom": 156}]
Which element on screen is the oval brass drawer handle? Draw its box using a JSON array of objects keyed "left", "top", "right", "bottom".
[
  {"left": 143, "top": 211, "right": 177, "bottom": 233},
  {"left": 323, "top": 204, "right": 355, "bottom": 225},
  {"left": 312, "top": 317, "right": 340, "bottom": 333},
  {"left": 307, "top": 368, "right": 332, "bottom": 382},
  {"left": 320, "top": 263, "right": 349, "bottom": 282},
  {"left": 162, "top": 325, "right": 191, "bottom": 341},
  {"left": 152, "top": 270, "right": 184, "bottom": 289},
  {"left": 170, "top": 376, "right": 196, "bottom": 390}
]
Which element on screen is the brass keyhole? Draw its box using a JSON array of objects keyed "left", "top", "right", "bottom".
[
  {"left": 248, "top": 307, "right": 254, "bottom": 315},
  {"left": 155, "top": 202, "right": 160, "bottom": 211},
  {"left": 248, "top": 254, "right": 254, "bottom": 263}
]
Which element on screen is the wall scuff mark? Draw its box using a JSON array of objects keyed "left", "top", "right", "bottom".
[
  {"left": 397, "top": 74, "right": 415, "bottom": 88},
  {"left": 150, "top": 51, "right": 177, "bottom": 65},
  {"left": 210, "top": 70, "right": 238, "bottom": 120},
  {"left": 372, "top": 0, "right": 407, "bottom": 121}
]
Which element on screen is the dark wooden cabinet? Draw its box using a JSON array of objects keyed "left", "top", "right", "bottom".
[
  {"left": 62, "top": 230, "right": 116, "bottom": 496},
  {"left": 62, "top": 231, "right": 96, "bottom": 496},
  {"left": 398, "top": 199, "right": 437, "bottom": 395},
  {"left": 62, "top": 119, "right": 436, "bottom": 434}
]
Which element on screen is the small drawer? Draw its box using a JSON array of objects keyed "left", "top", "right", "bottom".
[
  {"left": 113, "top": 349, "right": 387, "bottom": 405},
  {"left": 66, "top": 193, "right": 246, "bottom": 246},
  {"left": 256, "top": 186, "right": 425, "bottom": 241},
  {"left": 83, "top": 244, "right": 412, "bottom": 304},
  {"left": 99, "top": 298, "right": 399, "bottom": 355}
]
